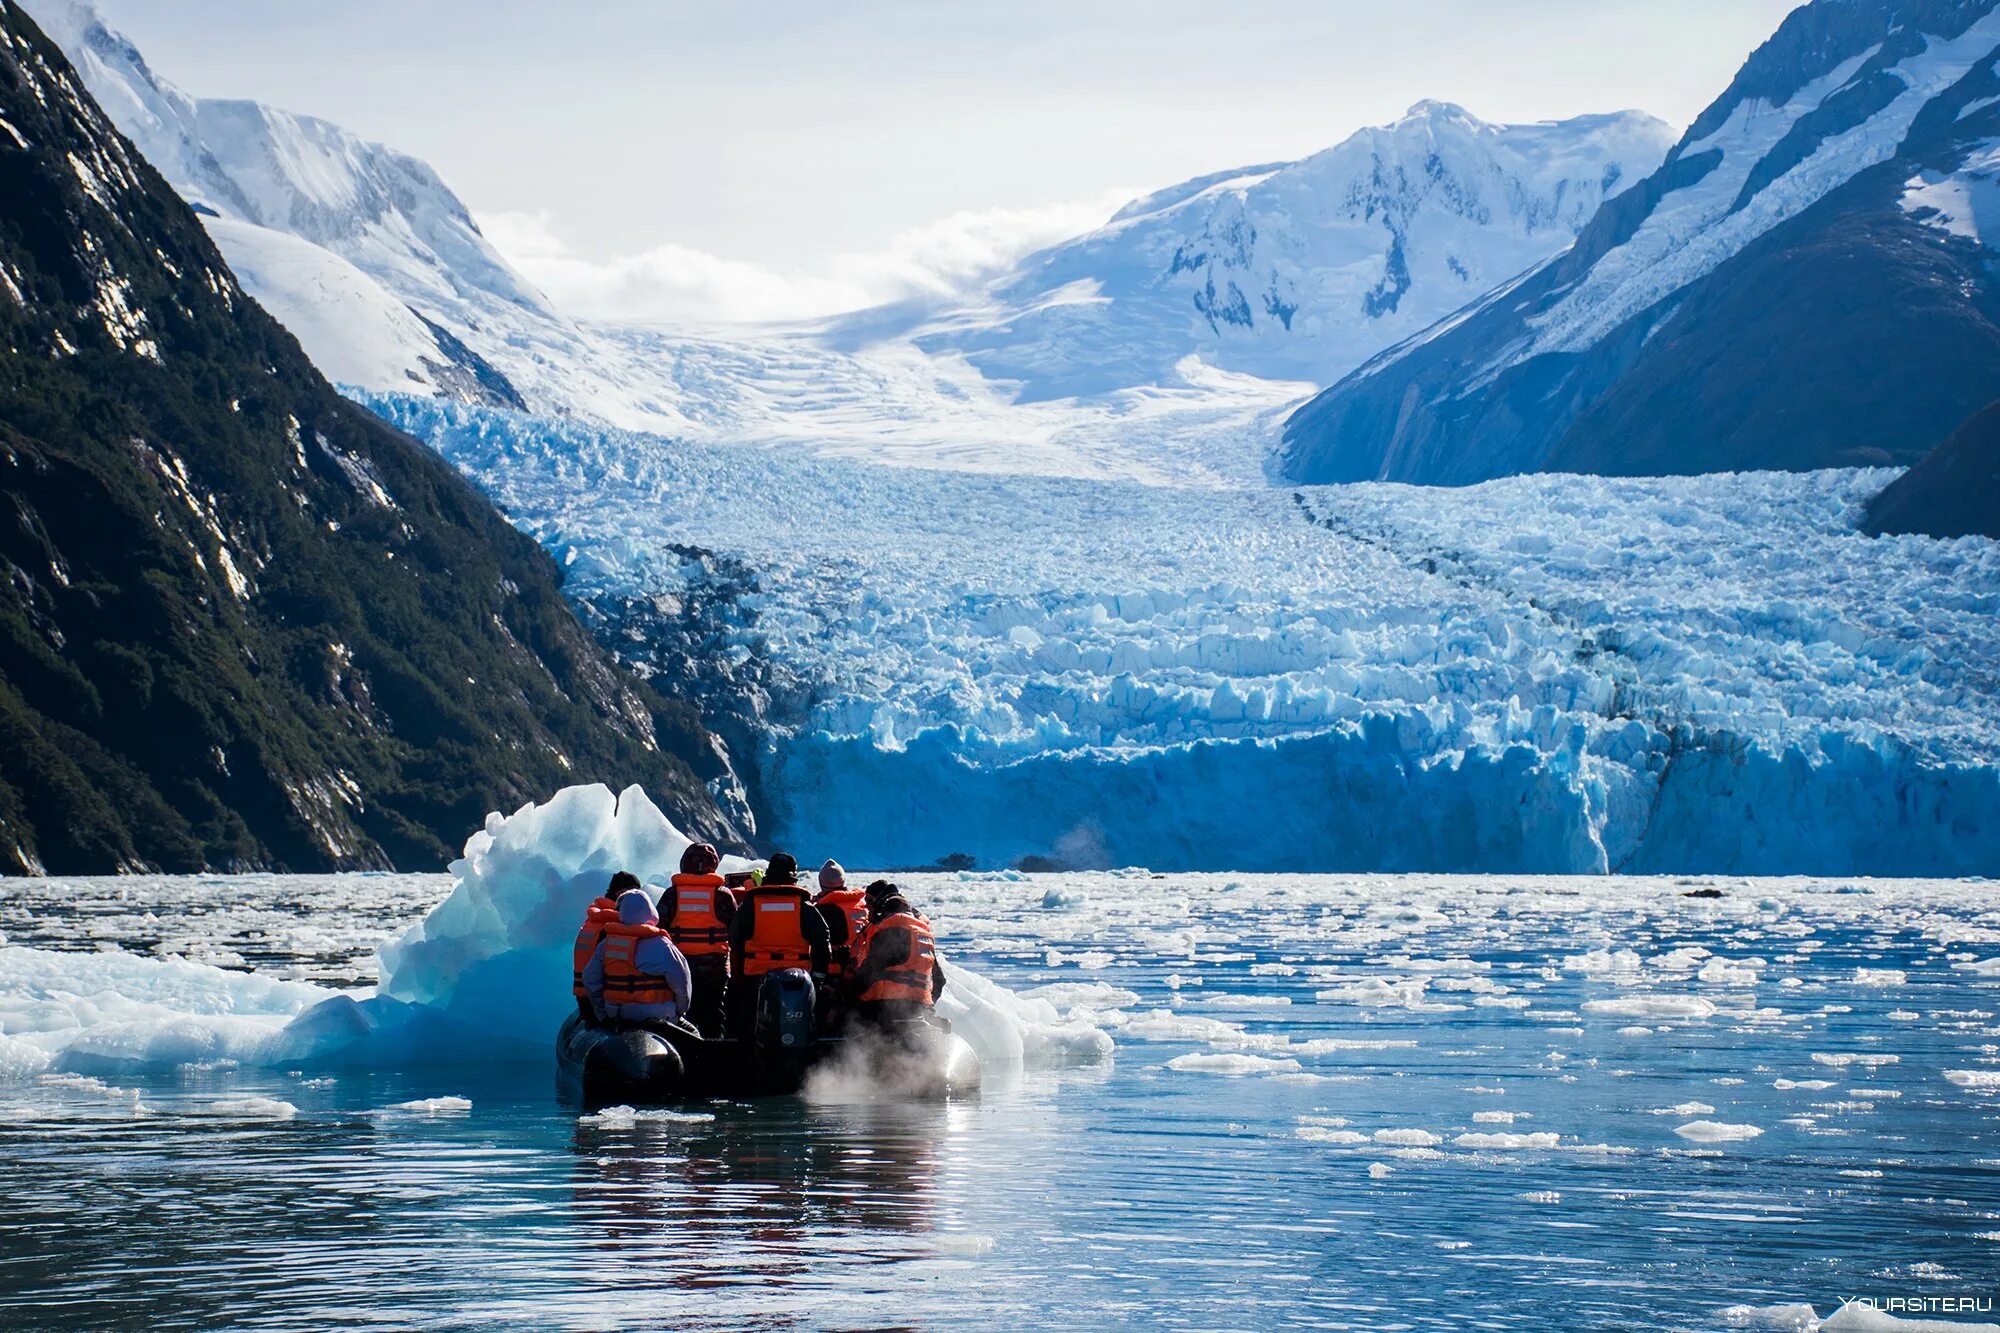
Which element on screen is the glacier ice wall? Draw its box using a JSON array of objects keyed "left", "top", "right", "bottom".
[{"left": 368, "top": 396, "right": 2000, "bottom": 877}]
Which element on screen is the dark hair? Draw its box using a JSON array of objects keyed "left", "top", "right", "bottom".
[
  {"left": 608, "top": 870, "right": 642, "bottom": 895},
  {"left": 863, "top": 879, "right": 897, "bottom": 899},
  {"left": 680, "top": 843, "right": 720, "bottom": 875},
  {"left": 872, "top": 894, "right": 913, "bottom": 921}
]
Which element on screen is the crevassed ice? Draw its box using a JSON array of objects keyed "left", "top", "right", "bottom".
[{"left": 370, "top": 395, "right": 2000, "bottom": 877}]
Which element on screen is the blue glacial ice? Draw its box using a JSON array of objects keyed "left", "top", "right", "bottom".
[{"left": 364, "top": 396, "right": 2000, "bottom": 877}]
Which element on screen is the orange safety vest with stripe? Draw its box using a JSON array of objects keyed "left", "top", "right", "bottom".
[
  {"left": 817, "top": 887, "right": 869, "bottom": 979},
  {"left": 571, "top": 897, "right": 620, "bottom": 1000},
  {"left": 739, "top": 886, "right": 814, "bottom": 976},
  {"left": 598, "top": 920, "right": 680, "bottom": 1011},
  {"left": 667, "top": 872, "right": 732, "bottom": 960},
  {"left": 859, "top": 912, "right": 937, "bottom": 1005}
]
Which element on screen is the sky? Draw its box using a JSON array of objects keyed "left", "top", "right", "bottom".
[{"left": 89, "top": 0, "right": 1804, "bottom": 322}]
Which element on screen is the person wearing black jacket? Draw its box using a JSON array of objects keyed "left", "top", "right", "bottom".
[{"left": 726, "top": 852, "right": 831, "bottom": 1036}]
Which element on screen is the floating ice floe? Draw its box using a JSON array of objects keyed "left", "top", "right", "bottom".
[
  {"left": 372, "top": 1096, "right": 472, "bottom": 1116},
  {"left": 1674, "top": 1120, "right": 1765, "bottom": 1143},
  {"left": 1165, "top": 1052, "right": 1301, "bottom": 1076},
  {"left": 1454, "top": 1131, "right": 1559, "bottom": 1149},
  {"left": 203, "top": 1096, "right": 299, "bottom": 1120},
  {"left": 1581, "top": 995, "right": 1718, "bottom": 1020},
  {"left": 1945, "top": 1069, "right": 2000, "bottom": 1090},
  {"left": 577, "top": 1105, "right": 715, "bottom": 1129}
]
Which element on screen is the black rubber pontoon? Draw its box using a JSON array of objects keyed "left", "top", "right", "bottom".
[{"left": 557, "top": 1011, "right": 686, "bottom": 1102}]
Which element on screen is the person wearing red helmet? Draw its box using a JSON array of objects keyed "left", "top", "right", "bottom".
[{"left": 658, "top": 842, "right": 736, "bottom": 1038}]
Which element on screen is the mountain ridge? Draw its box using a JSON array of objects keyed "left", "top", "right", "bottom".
[
  {"left": 0, "top": 0, "right": 742, "bottom": 873},
  {"left": 1281, "top": 0, "right": 2000, "bottom": 486},
  {"left": 912, "top": 100, "right": 1676, "bottom": 400}
]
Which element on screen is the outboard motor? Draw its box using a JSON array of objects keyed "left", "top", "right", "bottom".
[{"left": 753, "top": 968, "right": 818, "bottom": 1088}]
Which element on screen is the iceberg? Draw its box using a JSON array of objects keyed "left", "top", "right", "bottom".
[{"left": 0, "top": 785, "right": 1110, "bottom": 1076}]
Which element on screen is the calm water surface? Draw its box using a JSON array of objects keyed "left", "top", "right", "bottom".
[{"left": 2, "top": 872, "right": 1998, "bottom": 1330}]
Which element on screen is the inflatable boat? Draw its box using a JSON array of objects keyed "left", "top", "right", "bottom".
[{"left": 557, "top": 968, "right": 980, "bottom": 1103}]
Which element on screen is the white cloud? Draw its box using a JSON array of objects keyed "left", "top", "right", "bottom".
[{"left": 478, "top": 192, "right": 1129, "bottom": 325}]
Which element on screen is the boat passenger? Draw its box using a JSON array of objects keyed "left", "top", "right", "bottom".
[
  {"left": 660, "top": 842, "right": 735, "bottom": 1038},
  {"left": 583, "top": 890, "right": 695, "bottom": 1030},
  {"left": 571, "top": 871, "right": 636, "bottom": 1021},
  {"left": 727, "top": 852, "right": 830, "bottom": 1035},
  {"left": 814, "top": 859, "right": 869, "bottom": 990},
  {"left": 852, "top": 892, "right": 945, "bottom": 1028}
]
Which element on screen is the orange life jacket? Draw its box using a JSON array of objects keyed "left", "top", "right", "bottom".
[
  {"left": 571, "top": 897, "right": 620, "bottom": 1000},
  {"left": 740, "top": 886, "right": 814, "bottom": 976},
  {"left": 859, "top": 912, "right": 937, "bottom": 1005},
  {"left": 816, "top": 887, "right": 869, "bottom": 979},
  {"left": 667, "top": 872, "right": 732, "bottom": 959},
  {"left": 597, "top": 919, "right": 680, "bottom": 1011}
]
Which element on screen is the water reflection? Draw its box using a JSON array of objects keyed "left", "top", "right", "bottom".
[{"left": 568, "top": 1101, "right": 955, "bottom": 1268}]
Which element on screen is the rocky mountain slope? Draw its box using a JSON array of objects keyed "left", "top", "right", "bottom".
[
  {"left": 1865, "top": 396, "right": 2000, "bottom": 537},
  {"left": 0, "top": 2, "right": 741, "bottom": 873},
  {"left": 1282, "top": 0, "right": 2000, "bottom": 486},
  {"left": 18, "top": 0, "right": 685, "bottom": 424}
]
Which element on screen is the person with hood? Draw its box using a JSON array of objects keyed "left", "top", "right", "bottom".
[
  {"left": 852, "top": 891, "right": 947, "bottom": 1028},
  {"left": 727, "top": 852, "right": 830, "bottom": 1035},
  {"left": 814, "top": 859, "right": 869, "bottom": 992},
  {"left": 571, "top": 871, "right": 637, "bottom": 1021},
  {"left": 583, "top": 889, "right": 695, "bottom": 1029},
  {"left": 659, "top": 842, "right": 736, "bottom": 1037}
]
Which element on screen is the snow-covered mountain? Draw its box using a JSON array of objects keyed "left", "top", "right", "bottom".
[
  {"left": 1283, "top": 0, "right": 2000, "bottom": 486},
  {"left": 0, "top": 1, "right": 741, "bottom": 872},
  {"left": 914, "top": 102, "right": 1676, "bottom": 399},
  {"left": 20, "top": 0, "right": 710, "bottom": 427},
  {"left": 30, "top": 0, "right": 1679, "bottom": 476}
]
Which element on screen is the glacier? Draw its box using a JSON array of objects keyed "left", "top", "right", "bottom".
[{"left": 368, "top": 395, "right": 2000, "bottom": 878}]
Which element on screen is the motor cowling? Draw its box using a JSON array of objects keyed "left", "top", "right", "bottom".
[{"left": 754, "top": 968, "right": 817, "bottom": 1066}]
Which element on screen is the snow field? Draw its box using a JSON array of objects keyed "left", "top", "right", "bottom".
[{"left": 1525, "top": 12, "right": 2000, "bottom": 365}]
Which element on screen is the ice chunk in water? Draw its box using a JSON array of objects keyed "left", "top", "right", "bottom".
[
  {"left": 371, "top": 784, "right": 1111, "bottom": 1069},
  {"left": 0, "top": 785, "right": 1109, "bottom": 1075},
  {"left": 1674, "top": 1120, "right": 1764, "bottom": 1142},
  {"left": 1718, "top": 1305, "right": 1818, "bottom": 1331},
  {"left": 374, "top": 783, "right": 691, "bottom": 1045}
]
